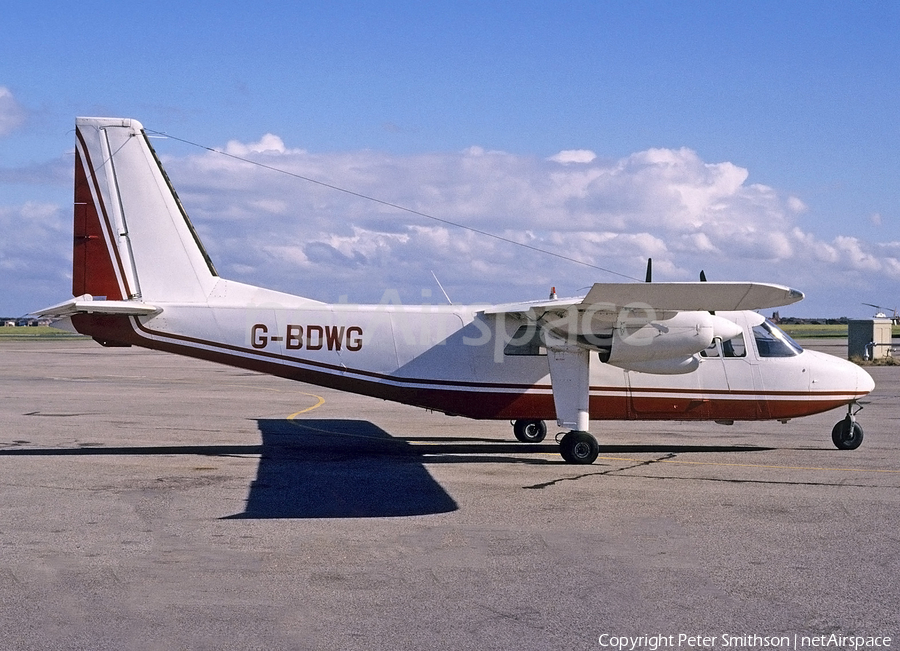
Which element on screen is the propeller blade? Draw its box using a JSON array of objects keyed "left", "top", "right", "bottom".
[
  {"left": 700, "top": 270, "right": 713, "bottom": 314},
  {"left": 645, "top": 258, "right": 652, "bottom": 283}
]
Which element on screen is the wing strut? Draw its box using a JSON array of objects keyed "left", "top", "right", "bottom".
[
  {"left": 545, "top": 333, "right": 591, "bottom": 432},
  {"left": 544, "top": 332, "right": 600, "bottom": 464}
]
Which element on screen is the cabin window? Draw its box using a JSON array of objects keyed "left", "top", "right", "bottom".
[
  {"left": 752, "top": 320, "right": 803, "bottom": 357},
  {"left": 701, "top": 333, "right": 747, "bottom": 359},
  {"left": 723, "top": 332, "right": 746, "bottom": 358},
  {"left": 700, "top": 340, "right": 720, "bottom": 358}
]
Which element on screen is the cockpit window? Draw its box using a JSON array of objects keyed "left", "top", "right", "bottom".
[{"left": 752, "top": 319, "right": 803, "bottom": 357}]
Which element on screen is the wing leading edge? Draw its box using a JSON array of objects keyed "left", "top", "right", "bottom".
[{"left": 485, "top": 281, "right": 803, "bottom": 316}]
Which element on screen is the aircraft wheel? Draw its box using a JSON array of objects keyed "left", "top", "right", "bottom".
[
  {"left": 831, "top": 418, "right": 864, "bottom": 450},
  {"left": 559, "top": 430, "right": 599, "bottom": 465},
  {"left": 513, "top": 419, "right": 547, "bottom": 443}
]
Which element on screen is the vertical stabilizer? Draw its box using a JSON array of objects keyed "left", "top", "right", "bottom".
[{"left": 73, "top": 117, "right": 218, "bottom": 303}]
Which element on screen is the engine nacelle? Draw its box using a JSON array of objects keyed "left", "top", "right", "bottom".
[
  {"left": 602, "top": 311, "right": 741, "bottom": 367},
  {"left": 609, "top": 356, "right": 700, "bottom": 375}
]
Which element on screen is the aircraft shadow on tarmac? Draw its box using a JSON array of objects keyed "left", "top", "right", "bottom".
[
  {"left": 0, "top": 419, "right": 774, "bottom": 519},
  {"left": 228, "top": 418, "right": 460, "bottom": 519},
  {"left": 230, "top": 419, "right": 773, "bottom": 519}
]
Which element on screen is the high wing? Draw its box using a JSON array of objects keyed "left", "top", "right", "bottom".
[
  {"left": 485, "top": 281, "right": 803, "bottom": 317},
  {"left": 483, "top": 281, "right": 803, "bottom": 365},
  {"left": 483, "top": 281, "right": 804, "bottom": 438}
]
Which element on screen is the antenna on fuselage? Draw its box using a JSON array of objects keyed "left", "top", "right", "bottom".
[{"left": 430, "top": 270, "right": 453, "bottom": 305}]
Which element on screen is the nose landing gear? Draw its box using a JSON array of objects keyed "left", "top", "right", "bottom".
[{"left": 832, "top": 402, "right": 864, "bottom": 450}]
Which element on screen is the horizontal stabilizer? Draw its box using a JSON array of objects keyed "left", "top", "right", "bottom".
[{"left": 33, "top": 294, "right": 160, "bottom": 318}]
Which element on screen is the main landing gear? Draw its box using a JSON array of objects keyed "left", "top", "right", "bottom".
[
  {"left": 558, "top": 430, "right": 600, "bottom": 465},
  {"left": 832, "top": 402, "right": 864, "bottom": 450},
  {"left": 511, "top": 420, "right": 600, "bottom": 464},
  {"left": 512, "top": 419, "right": 547, "bottom": 443}
]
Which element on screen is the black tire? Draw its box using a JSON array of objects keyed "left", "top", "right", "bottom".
[
  {"left": 831, "top": 418, "right": 864, "bottom": 450},
  {"left": 513, "top": 419, "right": 547, "bottom": 443},
  {"left": 559, "top": 430, "right": 599, "bottom": 465}
]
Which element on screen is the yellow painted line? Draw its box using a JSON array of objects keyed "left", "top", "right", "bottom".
[
  {"left": 596, "top": 456, "right": 900, "bottom": 474},
  {"left": 285, "top": 393, "right": 394, "bottom": 443},
  {"left": 286, "top": 392, "right": 326, "bottom": 419}
]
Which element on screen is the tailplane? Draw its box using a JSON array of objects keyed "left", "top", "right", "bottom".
[{"left": 71, "top": 117, "right": 218, "bottom": 304}]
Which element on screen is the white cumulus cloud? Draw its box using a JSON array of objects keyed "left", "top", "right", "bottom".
[
  {"left": 150, "top": 136, "right": 900, "bottom": 314},
  {"left": 0, "top": 87, "right": 26, "bottom": 137},
  {"left": 224, "top": 133, "right": 295, "bottom": 156},
  {"left": 548, "top": 149, "right": 597, "bottom": 164},
  {"left": 4, "top": 130, "right": 899, "bottom": 317}
]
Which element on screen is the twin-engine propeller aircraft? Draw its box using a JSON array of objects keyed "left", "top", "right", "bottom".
[{"left": 36, "top": 117, "right": 875, "bottom": 464}]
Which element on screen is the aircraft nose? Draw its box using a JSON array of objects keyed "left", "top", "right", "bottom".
[
  {"left": 807, "top": 350, "right": 875, "bottom": 397},
  {"left": 856, "top": 363, "right": 875, "bottom": 395}
]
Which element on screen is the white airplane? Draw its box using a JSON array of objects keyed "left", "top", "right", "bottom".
[{"left": 36, "top": 117, "right": 875, "bottom": 464}]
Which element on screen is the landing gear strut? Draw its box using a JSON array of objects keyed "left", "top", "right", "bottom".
[
  {"left": 558, "top": 430, "right": 599, "bottom": 465},
  {"left": 512, "top": 419, "right": 547, "bottom": 443},
  {"left": 832, "top": 402, "right": 864, "bottom": 450}
]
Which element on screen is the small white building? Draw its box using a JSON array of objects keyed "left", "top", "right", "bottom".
[{"left": 848, "top": 318, "right": 893, "bottom": 360}]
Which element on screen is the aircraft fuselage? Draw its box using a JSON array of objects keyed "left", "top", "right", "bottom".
[{"left": 69, "top": 285, "right": 871, "bottom": 425}]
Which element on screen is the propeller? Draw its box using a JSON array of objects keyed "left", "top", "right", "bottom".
[
  {"left": 645, "top": 258, "right": 652, "bottom": 283},
  {"left": 700, "top": 270, "right": 713, "bottom": 314}
]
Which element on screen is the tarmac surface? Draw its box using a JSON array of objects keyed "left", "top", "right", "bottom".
[{"left": 1, "top": 337, "right": 898, "bottom": 650}]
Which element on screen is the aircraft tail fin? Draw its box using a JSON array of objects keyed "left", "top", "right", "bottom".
[{"left": 72, "top": 117, "right": 218, "bottom": 304}]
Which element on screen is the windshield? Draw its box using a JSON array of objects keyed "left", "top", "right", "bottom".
[{"left": 752, "top": 319, "right": 803, "bottom": 357}]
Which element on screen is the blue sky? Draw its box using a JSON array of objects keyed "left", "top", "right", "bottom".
[{"left": 1, "top": 1, "right": 898, "bottom": 317}]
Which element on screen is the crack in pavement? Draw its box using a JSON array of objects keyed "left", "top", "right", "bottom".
[{"left": 523, "top": 453, "right": 677, "bottom": 489}]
